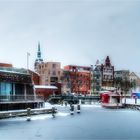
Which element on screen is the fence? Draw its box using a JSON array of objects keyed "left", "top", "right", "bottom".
[{"left": 0, "top": 95, "right": 44, "bottom": 102}]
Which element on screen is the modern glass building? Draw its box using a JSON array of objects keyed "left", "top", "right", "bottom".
[{"left": 0, "top": 64, "right": 43, "bottom": 111}]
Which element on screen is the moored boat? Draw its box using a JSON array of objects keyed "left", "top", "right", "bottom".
[{"left": 100, "top": 91, "right": 123, "bottom": 108}]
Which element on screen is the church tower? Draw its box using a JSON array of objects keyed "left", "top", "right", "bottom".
[
  {"left": 34, "top": 42, "right": 43, "bottom": 70},
  {"left": 105, "top": 56, "right": 111, "bottom": 67}
]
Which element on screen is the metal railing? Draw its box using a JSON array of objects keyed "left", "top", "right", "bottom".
[{"left": 0, "top": 95, "right": 44, "bottom": 102}]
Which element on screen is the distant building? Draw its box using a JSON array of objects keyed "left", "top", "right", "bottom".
[
  {"left": 129, "top": 72, "right": 140, "bottom": 88},
  {"left": 114, "top": 70, "right": 130, "bottom": 92},
  {"left": 63, "top": 65, "right": 91, "bottom": 94},
  {"left": 34, "top": 43, "right": 62, "bottom": 95},
  {"left": 61, "top": 70, "right": 71, "bottom": 94},
  {"left": 114, "top": 70, "right": 130, "bottom": 81},
  {"left": 35, "top": 62, "right": 62, "bottom": 86},
  {"left": 101, "top": 56, "right": 114, "bottom": 87},
  {"left": 93, "top": 60, "right": 102, "bottom": 92}
]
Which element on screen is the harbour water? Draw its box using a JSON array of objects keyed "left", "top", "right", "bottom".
[{"left": 0, "top": 104, "right": 140, "bottom": 140}]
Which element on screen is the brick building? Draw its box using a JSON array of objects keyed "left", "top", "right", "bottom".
[{"left": 62, "top": 65, "right": 91, "bottom": 95}]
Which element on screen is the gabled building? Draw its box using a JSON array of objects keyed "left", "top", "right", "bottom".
[
  {"left": 93, "top": 56, "right": 114, "bottom": 91},
  {"left": 101, "top": 56, "right": 114, "bottom": 87},
  {"left": 129, "top": 72, "right": 140, "bottom": 88}
]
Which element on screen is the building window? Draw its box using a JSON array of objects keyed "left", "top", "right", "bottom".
[
  {"left": 48, "top": 70, "right": 50, "bottom": 75},
  {"left": 52, "top": 71, "right": 56, "bottom": 76},
  {"left": 52, "top": 64, "right": 56, "bottom": 68},
  {"left": 58, "top": 71, "right": 61, "bottom": 75},
  {"left": 0, "top": 82, "right": 12, "bottom": 95}
]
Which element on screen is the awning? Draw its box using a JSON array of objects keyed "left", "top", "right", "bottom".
[{"left": 34, "top": 85, "right": 58, "bottom": 89}]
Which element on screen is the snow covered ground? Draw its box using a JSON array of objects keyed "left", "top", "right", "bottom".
[{"left": 122, "top": 98, "right": 140, "bottom": 105}]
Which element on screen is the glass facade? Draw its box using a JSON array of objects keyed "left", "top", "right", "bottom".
[{"left": 0, "top": 82, "right": 12, "bottom": 95}]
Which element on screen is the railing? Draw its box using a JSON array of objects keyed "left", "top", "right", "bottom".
[
  {"left": 0, "top": 95, "right": 44, "bottom": 102},
  {"left": 48, "top": 94, "right": 100, "bottom": 103}
]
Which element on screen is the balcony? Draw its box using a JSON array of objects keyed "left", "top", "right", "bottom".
[{"left": 0, "top": 95, "right": 43, "bottom": 103}]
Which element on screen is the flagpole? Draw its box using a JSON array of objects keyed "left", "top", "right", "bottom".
[{"left": 27, "top": 52, "right": 30, "bottom": 71}]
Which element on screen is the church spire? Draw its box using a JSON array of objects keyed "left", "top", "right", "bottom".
[
  {"left": 37, "top": 42, "right": 42, "bottom": 59},
  {"left": 105, "top": 56, "right": 111, "bottom": 67},
  {"left": 34, "top": 42, "right": 43, "bottom": 70}
]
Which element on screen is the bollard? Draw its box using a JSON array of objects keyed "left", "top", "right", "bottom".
[
  {"left": 52, "top": 107, "right": 55, "bottom": 118},
  {"left": 77, "top": 104, "right": 81, "bottom": 113},
  {"left": 70, "top": 104, "right": 74, "bottom": 115},
  {"left": 65, "top": 101, "right": 67, "bottom": 107},
  {"left": 26, "top": 108, "right": 31, "bottom": 121},
  {"left": 61, "top": 101, "right": 63, "bottom": 106}
]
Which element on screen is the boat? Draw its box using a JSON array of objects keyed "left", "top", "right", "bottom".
[{"left": 100, "top": 91, "right": 123, "bottom": 109}]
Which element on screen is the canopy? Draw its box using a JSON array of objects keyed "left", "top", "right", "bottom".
[{"left": 34, "top": 85, "right": 58, "bottom": 89}]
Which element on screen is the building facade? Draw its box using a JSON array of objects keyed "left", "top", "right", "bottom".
[
  {"left": 34, "top": 43, "right": 62, "bottom": 86},
  {"left": 114, "top": 70, "right": 130, "bottom": 81},
  {"left": 129, "top": 72, "right": 140, "bottom": 89},
  {"left": 114, "top": 70, "right": 130, "bottom": 92},
  {"left": 0, "top": 63, "right": 43, "bottom": 111},
  {"left": 101, "top": 56, "right": 114, "bottom": 87},
  {"left": 35, "top": 62, "right": 62, "bottom": 86},
  {"left": 63, "top": 65, "right": 91, "bottom": 95},
  {"left": 93, "top": 61, "right": 102, "bottom": 92}
]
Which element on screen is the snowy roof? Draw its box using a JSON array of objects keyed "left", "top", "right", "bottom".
[
  {"left": 101, "top": 87, "right": 116, "bottom": 91},
  {"left": 0, "top": 69, "right": 29, "bottom": 75},
  {"left": 34, "top": 85, "right": 58, "bottom": 89},
  {"left": 99, "top": 91, "right": 111, "bottom": 94}
]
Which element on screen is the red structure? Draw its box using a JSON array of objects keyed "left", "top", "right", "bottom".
[
  {"left": 29, "top": 70, "right": 61, "bottom": 100},
  {"left": 29, "top": 70, "right": 40, "bottom": 85},
  {"left": 63, "top": 65, "right": 91, "bottom": 95},
  {"left": 100, "top": 92, "right": 111, "bottom": 103},
  {"left": 100, "top": 91, "right": 122, "bottom": 108},
  {"left": 34, "top": 85, "right": 58, "bottom": 101},
  {"left": 0, "top": 63, "right": 13, "bottom": 68}
]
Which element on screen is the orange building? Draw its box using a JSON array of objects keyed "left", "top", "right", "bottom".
[{"left": 63, "top": 65, "right": 91, "bottom": 95}]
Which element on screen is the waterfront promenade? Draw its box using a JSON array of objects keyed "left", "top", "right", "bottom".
[{"left": 0, "top": 103, "right": 140, "bottom": 140}]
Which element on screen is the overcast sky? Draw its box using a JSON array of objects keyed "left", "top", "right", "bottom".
[{"left": 0, "top": 0, "right": 140, "bottom": 73}]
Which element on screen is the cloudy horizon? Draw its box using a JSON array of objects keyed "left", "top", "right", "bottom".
[{"left": 0, "top": 0, "right": 140, "bottom": 74}]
